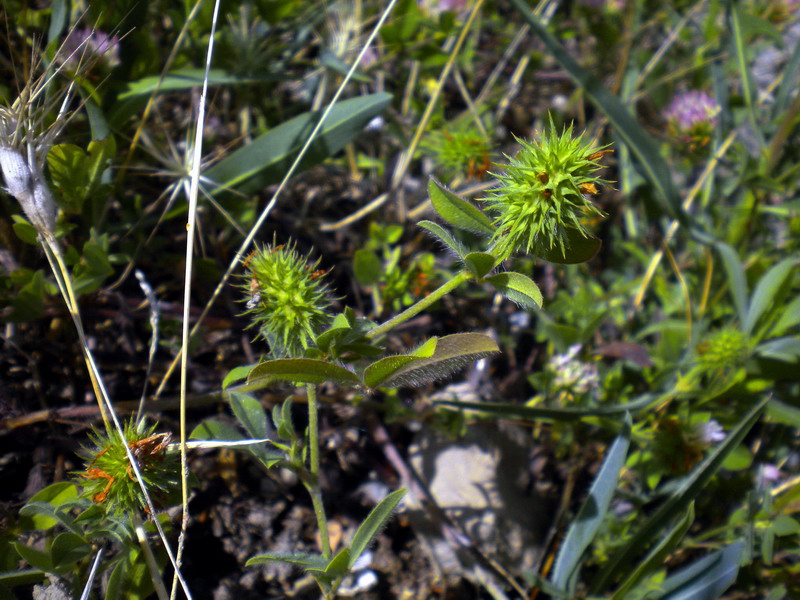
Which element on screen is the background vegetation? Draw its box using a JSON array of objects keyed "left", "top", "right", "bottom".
[{"left": 0, "top": 0, "right": 798, "bottom": 598}]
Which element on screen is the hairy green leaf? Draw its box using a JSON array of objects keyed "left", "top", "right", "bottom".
[
  {"left": 363, "top": 338, "right": 438, "bottom": 389},
  {"left": 349, "top": 488, "right": 407, "bottom": 568},
  {"left": 246, "top": 552, "right": 328, "bottom": 570},
  {"left": 369, "top": 333, "right": 499, "bottom": 389},
  {"left": 485, "top": 271, "right": 543, "bottom": 310},
  {"left": 418, "top": 220, "right": 467, "bottom": 258},
  {"left": 464, "top": 252, "right": 496, "bottom": 279},
  {"left": 248, "top": 359, "right": 360, "bottom": 386},
  {"left": 428, "top": 178, "right": 494, "bottom": 236}
]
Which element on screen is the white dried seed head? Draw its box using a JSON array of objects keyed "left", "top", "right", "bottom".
[{"left": 0, "top": 145, "right": 56, "bottom": 237}]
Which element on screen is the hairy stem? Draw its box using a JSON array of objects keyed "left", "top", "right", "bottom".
[
  {"left": 306, "top": 384, "right": 331, "bottom": 559},
  {"left": 365, "top": 269, "right": 473, "bottom": 340}
]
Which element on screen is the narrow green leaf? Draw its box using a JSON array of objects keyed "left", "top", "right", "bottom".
[
  {"left": 353, "top": 249, "right": 383, "bottom": 286},
  {"left": 246, "top": 552, "right": 328, "bottom": 570},
  {"left": 660, "top": 542, "right": 743, "bottom": 600},
  {"left": 119, "top": 69, "right": 282, "bottom": 100},
  {"left": 280, "top": 397, "right": 296, "bottom": 440},
  {"left": 205, "top": 93, "right": 392, "bottom": 195},
  {"left": 464, "top": 252, "right": 496, "bottom": 279},
  {"left": 20, "top": 482, "right": 78, "bottom": 530},
  {"left": 714, "top": 241, "right": 749, "bottom": 326},
  {"left": 774, "top": 38, "right": 800, "bottom": 117},
  {"left": 435, "top": 393, "right": 661, "bottom": 421},
  {"left": 320, "top": 49, "right": 371, "bottom": 83},
  {"left": 772, "top": 515, "right": 800, "bottom": 536},
  {"left": 325, "top": 548, "right": 352, "bottom": 577},
  {"left": 11, "top": 216, "right": 39, "bottom": 245},
  {"left": 315, "top": 312, "right": 354, "bottom": 352},
  {"left": 0, "top": 570, "right": 45, "bottom": 587},
  {"left": 248, "top": 358, "right": 360, "bottom": 386},
  {"left": 730, "top": 4, "right": 763, "bottom": 149},
  {"left": 485, "top": 271, "right": 543, "bottom": 310},
  {"left": 222, "top": 364, "right": 256, "bottom": 389},
  {"left": 771, "top": 295, "right": 800, "bottom": 337},
  {"left": 51, "top": 532, "right": 90, "bottom": 569},
  {"left": 756, "top": 337, "right": 800, "bottom": 362},
  {"left": 363, "top": 338, "right": 438, "bottom": 388},
  {"left": 106, "top": 548, "right": 158, "bottom": 600},
  {"left": 428, "top": 178, "right": 495, "bottom": 236},
  {"left": 552, "top": 415, "right": 631, "bottom": 595},
  {"left": 744, "top": 257, "right": 796, "bottom": 335},
  {"left": 589, "top": 397, "right": 768, "bottom": 594},
  {"left": 47, "top": 0, "right": 67, "bottom": 45},
  {"left": 14, "top": 544, "right": 53, "bottom": 573},
  {"left": 611, "top": 503, "right": 695, "bottom": 600},
  {"left": 374, "top": 333, "right": 500, "bottom": 389},
  {"left": 509, "top": 0, "right": 681, "bottom": 221},
  {"left": 229, "top": 392, "right": 270, "bottom": 440},
  {"left": 537, "top": 229, "right": 602, "bottom": 264},
  {"left": 418, "top": 220, "right": 467, "bottom": 258},
  {"left": 349, "top": 488, "right": 407, "bottom": 568},
  {"left": 767, "top": 399, "right": 800, "bottom": 428},
  {"left": 191, "top": 420, "right": 245, "bottom": 442}
]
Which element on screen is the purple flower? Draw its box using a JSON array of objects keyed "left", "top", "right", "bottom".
[
  {"left": 757, "top": 464, "right": 781, "bottom": 486},
  {"left": 664, "top": 90, "right": 720, "bottom": 133},
  {"left": 418, "top": 0, "right": 467, "bottom": 15},
  {"left": 59, "top": 29, "right": 120, "bottom": 68}
]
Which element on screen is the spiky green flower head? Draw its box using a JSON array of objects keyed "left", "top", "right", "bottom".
[
  {"left": 695, "top": 328, "right": 750, "bottom": 372},
  {"left": 487, "top": 116, "right": 612, "bottom": 261},
  {"left": 77, "top": 420, "right": 179, "bottom": 516},
  {"left": 241, "top": 241, "right": 333, "bottom": 358},
  {"left": 420, "top": 123, "right": 491, "bottom": 180}
]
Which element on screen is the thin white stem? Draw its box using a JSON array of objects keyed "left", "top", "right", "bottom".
[
  {"left": 41, "top": 238, "right": 193, "bottom": 599},
  {"left": 154, "top": 0, "right": 401, "bottom": 399},
  {"left": 172, "top": 0, "right": 222, "bottom": 597}
]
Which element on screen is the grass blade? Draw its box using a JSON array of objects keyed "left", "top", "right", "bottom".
[
  {"left": 714, "top": 241, "right": 749, "bottom": 327},
  {"left": 204, "top": 93, "right": 391, "bottom": 195},
  {"left": 744, "top": 257, "right": 796, "bottom": 336},
  {"left": 661, "top": 542, "right": 744, "bottom": 600},
  {"left": 551, "top": 414, "right": 631, "bottom": 595},
  {"left": 435, "top": 393, "right": 662, "bottom": 421},
  {"left": 610, "top": 503, "right": 695, "bottom": 600},
  {"left": 589, "top": 396, "right": 768, "bottom": 594}
]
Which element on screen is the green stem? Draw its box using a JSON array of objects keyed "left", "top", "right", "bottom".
[
  {"left": 366, "top": 269, "right": 473, "bottom": 340},
  {"left": 306, "top": 384, "right": 331, "bottom": 559}
]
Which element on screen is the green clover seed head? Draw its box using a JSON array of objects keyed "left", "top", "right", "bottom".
[
  {"left": 487, "top": 118, "right": 611, "bottom": 260},
  {"left": 77, "top": 420, "right": 179, "bottom": 516},
  {"left": 696, "top": 328, "right": 749, "bottom": 371},
  {"left": 241, "top": 242, "right": 333, "bottom": 358},
  {"left": 420, "top": 124, "right": 491, "bottom": 180}
]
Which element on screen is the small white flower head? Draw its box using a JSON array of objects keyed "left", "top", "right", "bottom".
[
  {"left": 547, "top": 344, "right": 599, "bottom": 398},
  {"left": 698, "top": 419, "right": 726, "bottom": 444},
  {"left": 757, "top": 464, "right": 781, "bottom": 488}
]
